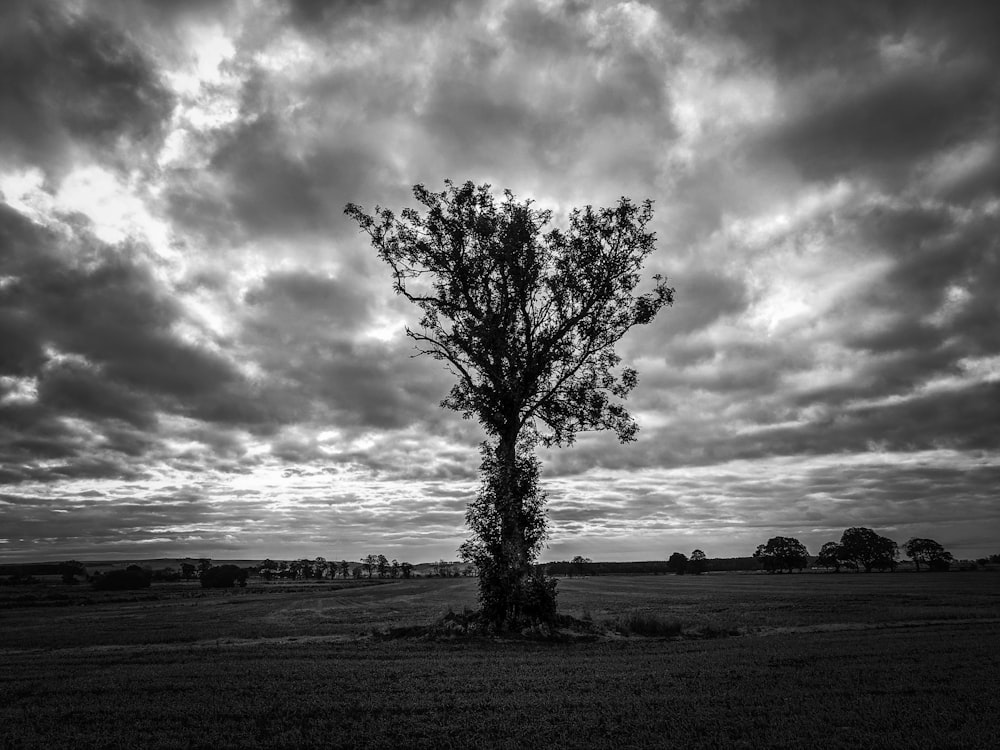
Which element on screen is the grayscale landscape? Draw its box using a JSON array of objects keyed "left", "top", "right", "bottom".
[{"left": 2, "top": 1, "right": 999, "bottom": 746}]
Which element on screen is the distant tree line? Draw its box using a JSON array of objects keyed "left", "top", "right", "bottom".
[{"left": 752, "top": 528, "right": 961, "bottom": 574}]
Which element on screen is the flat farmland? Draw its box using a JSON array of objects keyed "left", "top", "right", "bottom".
[{"left": 2, "top": 573, "right": 998, "bottom": 749}]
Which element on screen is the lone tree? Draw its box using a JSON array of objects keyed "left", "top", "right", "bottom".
[
  {"left": 689, "top": 549, "right": 707, "bottom": 575},
  {"left": 753, "top": 536, "right": 809, "bottom": 573},
  {"left": 347, "top": 180, "right": 672, "bottom": 629},
  {"left": 570, "top": 555, "right": 592, "bottom": 577},
  {"left": 903, "top": 537, "right": 953, "bottom": 572}
]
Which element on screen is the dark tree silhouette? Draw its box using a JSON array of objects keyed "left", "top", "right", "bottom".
[
  {"left": 347, "top": 180, "right": 672, "bottom": 629},
  {"left": 753, "top": 537, "right": 808, "bottom": 573},
  {"left": 667, "top": 552, "right": 688, "bottom": 575},
  {"left": 903, "top": 538, "right": 953, "bottom": 572},
  {"left": 59, "top": 560, "right": 86, "bottom": 584},
  {"left": 816, "top": 541, "right": 850, "bottom": 572},
  {"left": 839, "top": 527, "right": 898, "bottom": 573},
  {"left": 689, "top": 549, "right": 707, "bottom": 575},
  {"left": 570, "top": 555, "right": 592, "bottom": 577},
  {"left": 362, "top": 554, "right": 377, "bottom": 579}
]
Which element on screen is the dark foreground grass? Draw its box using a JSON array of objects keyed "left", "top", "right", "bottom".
[
  {"left": 2, "top": 622, "right": 998, "bottom": 749},
  {"left": 2, "top": 573, "right": 998, "bottom": 748}
]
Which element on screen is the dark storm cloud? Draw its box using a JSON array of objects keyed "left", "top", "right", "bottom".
[
  {"left": 180, "top": 115, "right": 379, "bottom": 239},
  {"left": 719, "top": 0, "right": 1000, "bottom": 77},
  {"left": 729, "top": 0, "right": 1000, "bottom": 186},
  {"left": 0, "top": 202, "right": 278, "bottom": 482},
  {"left": 286, "top": 0, "right": 460, "bottom": 29},
  {"left": 241, "top": 268, "right": 445, "bottom": 431},
  {"left": 764, "top": 62, "right": 998, "bottom": 184},
  {"left": 0, "top": 1, "right": 174, "bottom": 176}
]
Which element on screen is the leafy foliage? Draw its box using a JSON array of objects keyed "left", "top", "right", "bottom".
[
  {"left": 903, "top": 537, "right": 954, "bottom": 572},
  {"left": 816, "top": 541, "right": 853, "bottom": 572},
  {"left": 346, "top": 181, "right": 672, "bottom": 448},
  {"left": 688, "top": 549, "right": 707, "bottom": 575},
  {"left": 753, "top": 537, "right": 809, "bottom": 573},
  {"left": 839, "top": 527, "right": 899, "bottom": 573},
  {"left": 459, "top": 440, "right": 556, "bottom": 626}
]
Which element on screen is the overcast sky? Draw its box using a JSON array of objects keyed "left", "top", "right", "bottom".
[{"left": 1, "top": 0, "right": 998, "bottom": 564}]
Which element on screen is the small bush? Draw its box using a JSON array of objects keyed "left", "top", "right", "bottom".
[
  {"left": 201, "top": 565, "right": 249, "bottom": 589},
  {"left": 615, "top": 611, "right": 682, "bottom": 637},
  {"left": 517, "top": 571, "right": 558, "bottom": 624}
]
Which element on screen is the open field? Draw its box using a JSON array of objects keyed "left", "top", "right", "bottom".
[{"left": 3, "top": 573, "right": 999, "bottom": 748}]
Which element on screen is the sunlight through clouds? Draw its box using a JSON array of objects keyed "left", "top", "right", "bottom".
[{"left": 1, "top": 0, "right": 998, "bottom": 562}]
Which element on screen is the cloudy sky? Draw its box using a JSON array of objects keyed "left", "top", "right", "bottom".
[{"left": 1, "top": 0, "right": 998, "bottom": 564}]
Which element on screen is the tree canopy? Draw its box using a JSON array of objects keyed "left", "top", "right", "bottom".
[
  {"left": 839, "top": 527, "right": 898, "bottom": 573},
  {"left": 753, "top": 536, "right": 809, "bottom": 573},
  {"left": 346, "top": 181, "right": 672, "bottom": 448},
  {"left": 903, "top": 537, "right": 953, "bottom": 572}
]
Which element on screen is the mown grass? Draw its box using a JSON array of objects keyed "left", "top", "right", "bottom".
[{"left": 2, "top": 573, "right": 998, "bottom": 748}]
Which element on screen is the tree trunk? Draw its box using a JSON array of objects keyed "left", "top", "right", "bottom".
[{"left": 492, "top": 427, "right": 529, "bottom": 626}]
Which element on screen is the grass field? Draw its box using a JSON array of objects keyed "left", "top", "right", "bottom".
[{"left": 3, "top": 573, "right": 998, "bottom": 748}]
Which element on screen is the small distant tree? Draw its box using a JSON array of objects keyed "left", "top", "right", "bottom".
[
  {"left": 152, "top": 566, "right": 181, "bottom": 582},
  {"left": 314, "top": 557, "right": 327, "bottom": 579},
  {"left": 201, "top": 565, "right": 248, "bottom": 589},
  {"left": 390, "top": 559, "right": 400, "bottom": 578},
  {"left": 180, "top": 562, "right": 197, "bottom": 581},
  {"left": 59, "top": 560, "right": 86, "bottom": 584},
  {"left": 570, "top": 556, "right": 592, "bottom": 577},
  {"left": 753, "top": 537, "right": 808, "bottom": 573},
  {"left": 839, "top": 528, "right": 898, "bottom": 573},
  {"left": 377, "top": 554, "right": 389, "bottom": 578},
  {"left": 667, "top": 552, "right": 688, "bottom": 575},
  {"left": 93, "top": 565, "right": 151, "bottom": 591},
  {"left": 362, "top": 555, "right": 377, "bottom": 579},
  {"left": 400, "top": 562, "right": 414, "bottom": 579},
  {"left": 688, "top": 549, "right": 707, "bottom": 575},
  {"left": 903, "top": 538, "right": 954, "bottom": 572},
  {"left": 348, "top": 180, "right": 672, "bottom": 629},
  {"left": 197, "top": 558, "right": 212, "bottom": 577},
  {"left": 352, "top": 566, "right": 363, "bottom": 579}
]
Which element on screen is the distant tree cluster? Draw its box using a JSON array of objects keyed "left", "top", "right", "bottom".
[
  {"left": 662, "top": 549, "right": 709, "bottom": 575},
  {"left": 253, "top": 556, "right": 415, "bottom": 581},
  {"left": 752, "top": 528, "right": 959, "bottom": 574}
]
